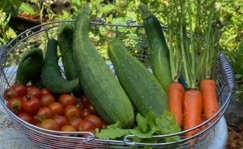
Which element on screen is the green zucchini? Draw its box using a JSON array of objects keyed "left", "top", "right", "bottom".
[
  {"left": 72, "top": 4, "right": 134, "bottom": 128},
  {"left": 57, "top": 23, "right": 83, "bottom": 96},
  {"left": 41, "top": 38, "right": 79, "bottom": 94},
  {"left": 15, "top": 48, "right": 43, "bottom": 85},
  {"left": 108, "top": 39, "right": 168, "bottom": 117},
  {"left": 138, "top": 3, "right": 172, "bottom": 92}
]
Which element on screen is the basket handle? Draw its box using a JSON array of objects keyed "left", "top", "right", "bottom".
[
  {"left": 0, "top": 45, "right": 7, "bottom": 73},
  {"left": 218, "top": 51, "right": 235, "bottom": 92}
]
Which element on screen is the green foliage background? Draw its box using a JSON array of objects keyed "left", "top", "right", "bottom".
[{"left": 1, "top": 0, "right": 243, "bottom": 101}]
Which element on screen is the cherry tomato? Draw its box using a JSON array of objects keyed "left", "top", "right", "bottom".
[
  {"left": 17, "top": 113, "right": 34, "bottom": 124},
  {"left": 10, "top": 83, "right": 27, "bottom": 97},
  {"left": 69, "top": 117, "right": 82, "bottom": 130},
  {"left": 60, "top": 125, "right": 77, "bottom": 137},
  {"left": 58, "top": 94, "right": 76, "bottom": 107},
  {"left": 101, "top": 122, "right": 107, "bottom": 130},
  {"left": 80, "top": 109, "right": 91, "bottom": 119},
  {"left": 35, "top": 107, "right": 52, "bottom": 122},
  {"left": 40, "top": 88, "right": 52, "bottom": 96},
  {"left": 60, "top": 125, "right": 76, "bottom": 131},
  {"left": 7, "top": 97, "right": 23, "bottom": 114},
  {"left": 2, "top": 87, "right": 19, "bottom": 101},
  {"left": 75, "top": 100, "right": 84, "bottom": 111},
  {"left": 84, "top": 115, "right": 103, "bottom": 129},
  {"left": 80, "top": 95, "right": 90, "bottom": 107},
  {"left": 78, "top": 119, "right": 96, "bottom": 131},
  {"left": 64, "top": 105, "right": 81, "bottom": 120},
  {"left": 52, "top": 115, "right": 69, "bottom": 128},
  {"left": 81, "top": 129, "right": 96, "bottom": 138},
  {"left": 22, "top": 95, "right": 41, "bottom": 115},
  {"left": 40, "top": 119, "right": 59, "bottom": 131},
  {"left": 86, "top": 103, "right": 97, "bottom": 115},
  {"left": 40, "top": 94, "right": 55, "bottom": 107},
  {"left": 48, "top": 102, "right": 64, "bottom": 115},
  {"left": 27, "top": 85, "right": 41, "bottom": 99}
]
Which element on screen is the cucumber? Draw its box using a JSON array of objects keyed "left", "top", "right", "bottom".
[
  {"left": 57, "top": 23, "right": 83, "bottom": 96},
  {"left": 138, "top": 3, "right": 172, "bottom": 92},
  {"left": 72, "top": 4, "right": 134, "bottom": 128},
  {"left": 15, "top": 48, "right": 43, "bottom": 85},
  {"left": 41, "top": 38, "right": 79, "bottom": 94},
  {"left": 108, "top": 39, "right": 168, "bottom": 117}
]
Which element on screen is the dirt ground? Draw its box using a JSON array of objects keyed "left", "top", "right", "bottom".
[{"left": 226, "top": 120, "right": 243, "bottom": 148}]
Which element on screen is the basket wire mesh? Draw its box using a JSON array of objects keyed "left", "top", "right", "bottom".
[{"left": 0, "top": 21, "right": 235, "bottom": 149}]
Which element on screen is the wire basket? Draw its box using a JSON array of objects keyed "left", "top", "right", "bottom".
[{"left": 0, "top": 21, "right": 235, "bottom": 149}]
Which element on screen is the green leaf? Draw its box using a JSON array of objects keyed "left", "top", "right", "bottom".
[
  {"left": 96, "top": 128, "right": 130, "bottom": 139},
  {"left": 130, "top": 129, "right": 154, "bottom": 138},
  {"left": 145, "top": 112, "right": 156, "bottom": 129},
  {"left": 6, "top": 27, "right": 16, "bottom": 39},
  {"left": 10, "top": 0, "right": 35, "bottom": 14},
  {"left": 100, "top": 4, "right": 115, "bottom": 14},
  {"left": 106, "top": 122, "right": 123, "bottom": 129},
  {"left": 224, "top": 34, "right": 238, "bottom": 45},
  {"left": 135, "top": 113, "right": 147, "bottom": 132}
]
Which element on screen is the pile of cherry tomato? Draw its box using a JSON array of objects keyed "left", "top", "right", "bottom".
[{"left": 2, "top": 83, "right": 107, "bottom": 137}]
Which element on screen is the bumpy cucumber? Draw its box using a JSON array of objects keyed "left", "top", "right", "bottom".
[
  {"left": 108, "top": 39, "right": 168, "bottom": 117},
  {"left": 15, "top": 48, "right": 43, "bottom": 85},
  {"left": 138, "top": 3, "right": 172, "bottom": 92},
  {"left": 57, "top": 23, "right": 83, "bottom": 96},
  {"left": 41, "top": 38, "right": 79, "bottom": 94},
  {"left": 72, "top": 4, "right": 134, "bottom": 128}
]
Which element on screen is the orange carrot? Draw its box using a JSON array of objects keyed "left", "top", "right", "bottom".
[
  {"left": 183, "top": 89, "right": 203, "bottom": 148},
  {"left": 168, "top": 82, "right": 184, "bottom": 127},
  {"left": 183, "top": 89, "right": 203, "bottom": 137},
  {"left": 200, "top": 79, "right": 219, "bottom": 122}
]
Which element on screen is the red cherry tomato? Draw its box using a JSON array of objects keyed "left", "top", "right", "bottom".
[
  {"left": 69, "top": 117, "right": 82, "bottom": 130},
  {"left": 17, "top": 113, "right": 34, "bottom": 124},
  {"left": 2, "top": 87, "right": 19, "bottom": 101},
  {"left": 80, "top": 109, "right": 91, "bottom": 119},
  {"left": 101, "top": 122, "right": 107, "bottom": 129},
  {"left": 10, "top": 83, "right": 27, "bottom": 97},
  {"left": 81, "top": 129, "right": 96, "bottom": 138},
  {"left": 40, "top": 119, "right": 60, "bottom": 131},
  {"left": 35, "top": 107, "right": 52, "bottom": 122},
  {"left": 80, "top": 95, "right": 90, "bottom": 107},
  {"left": 86, "top": 103, "right": 97, "bottom": 115},
  {"left": 40, "top": 94, "right": 55, "bottom": 107},
  {"left": 64, "top": 105, "right": 81, "bottom": 120},
  {"left": 22, "top": 95, "right": 40, "bottom": 115},
  {"left": 52, "top": 115, "right": 69, "bottom": 128},
  {"left": 58, "top": 94, "right": 76, "bottom": 108},
  {"left": 40, "top": 88, "right": 52, "bottom": 96},
  {"left": 78, "top": 119, "right": 96, "bottom": 131},
  {"left": 48, "top": 102, "right": 64, "bottom": 115},
  {"left": 7, "top": 97, "right": 23, "bottom": 114},
  {"left": 84, "top": 115, "right": 103, "bottom": 129},
  {"left": 27, "top": 85, "right": 41, "bottom": 99},
  {"left": 75, "top": 100, "right": 84, "bottom": 111}
]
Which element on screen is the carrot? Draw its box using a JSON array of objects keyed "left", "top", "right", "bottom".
[
  {"left": 200, "top": 79, "right": 219, "bottom": 122},
  {"left": 168, "top": 82, "right": 184, "bottom": 127},
  {"left": 183, "top": 89, "right": 203, "bottom": 137},
  {"left": 200, "top": 114, "right": 209, "bottom": 131},
  {"left": 183, "top": 89, "right": 203, "bottom": 149}
]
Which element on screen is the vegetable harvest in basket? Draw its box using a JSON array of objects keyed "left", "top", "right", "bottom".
[
  {"left": 164, "top": 0, "right": 221, "bottom": 147},
  {"left": 2, "top": 1, "right": 222, "bottom": 147}
]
